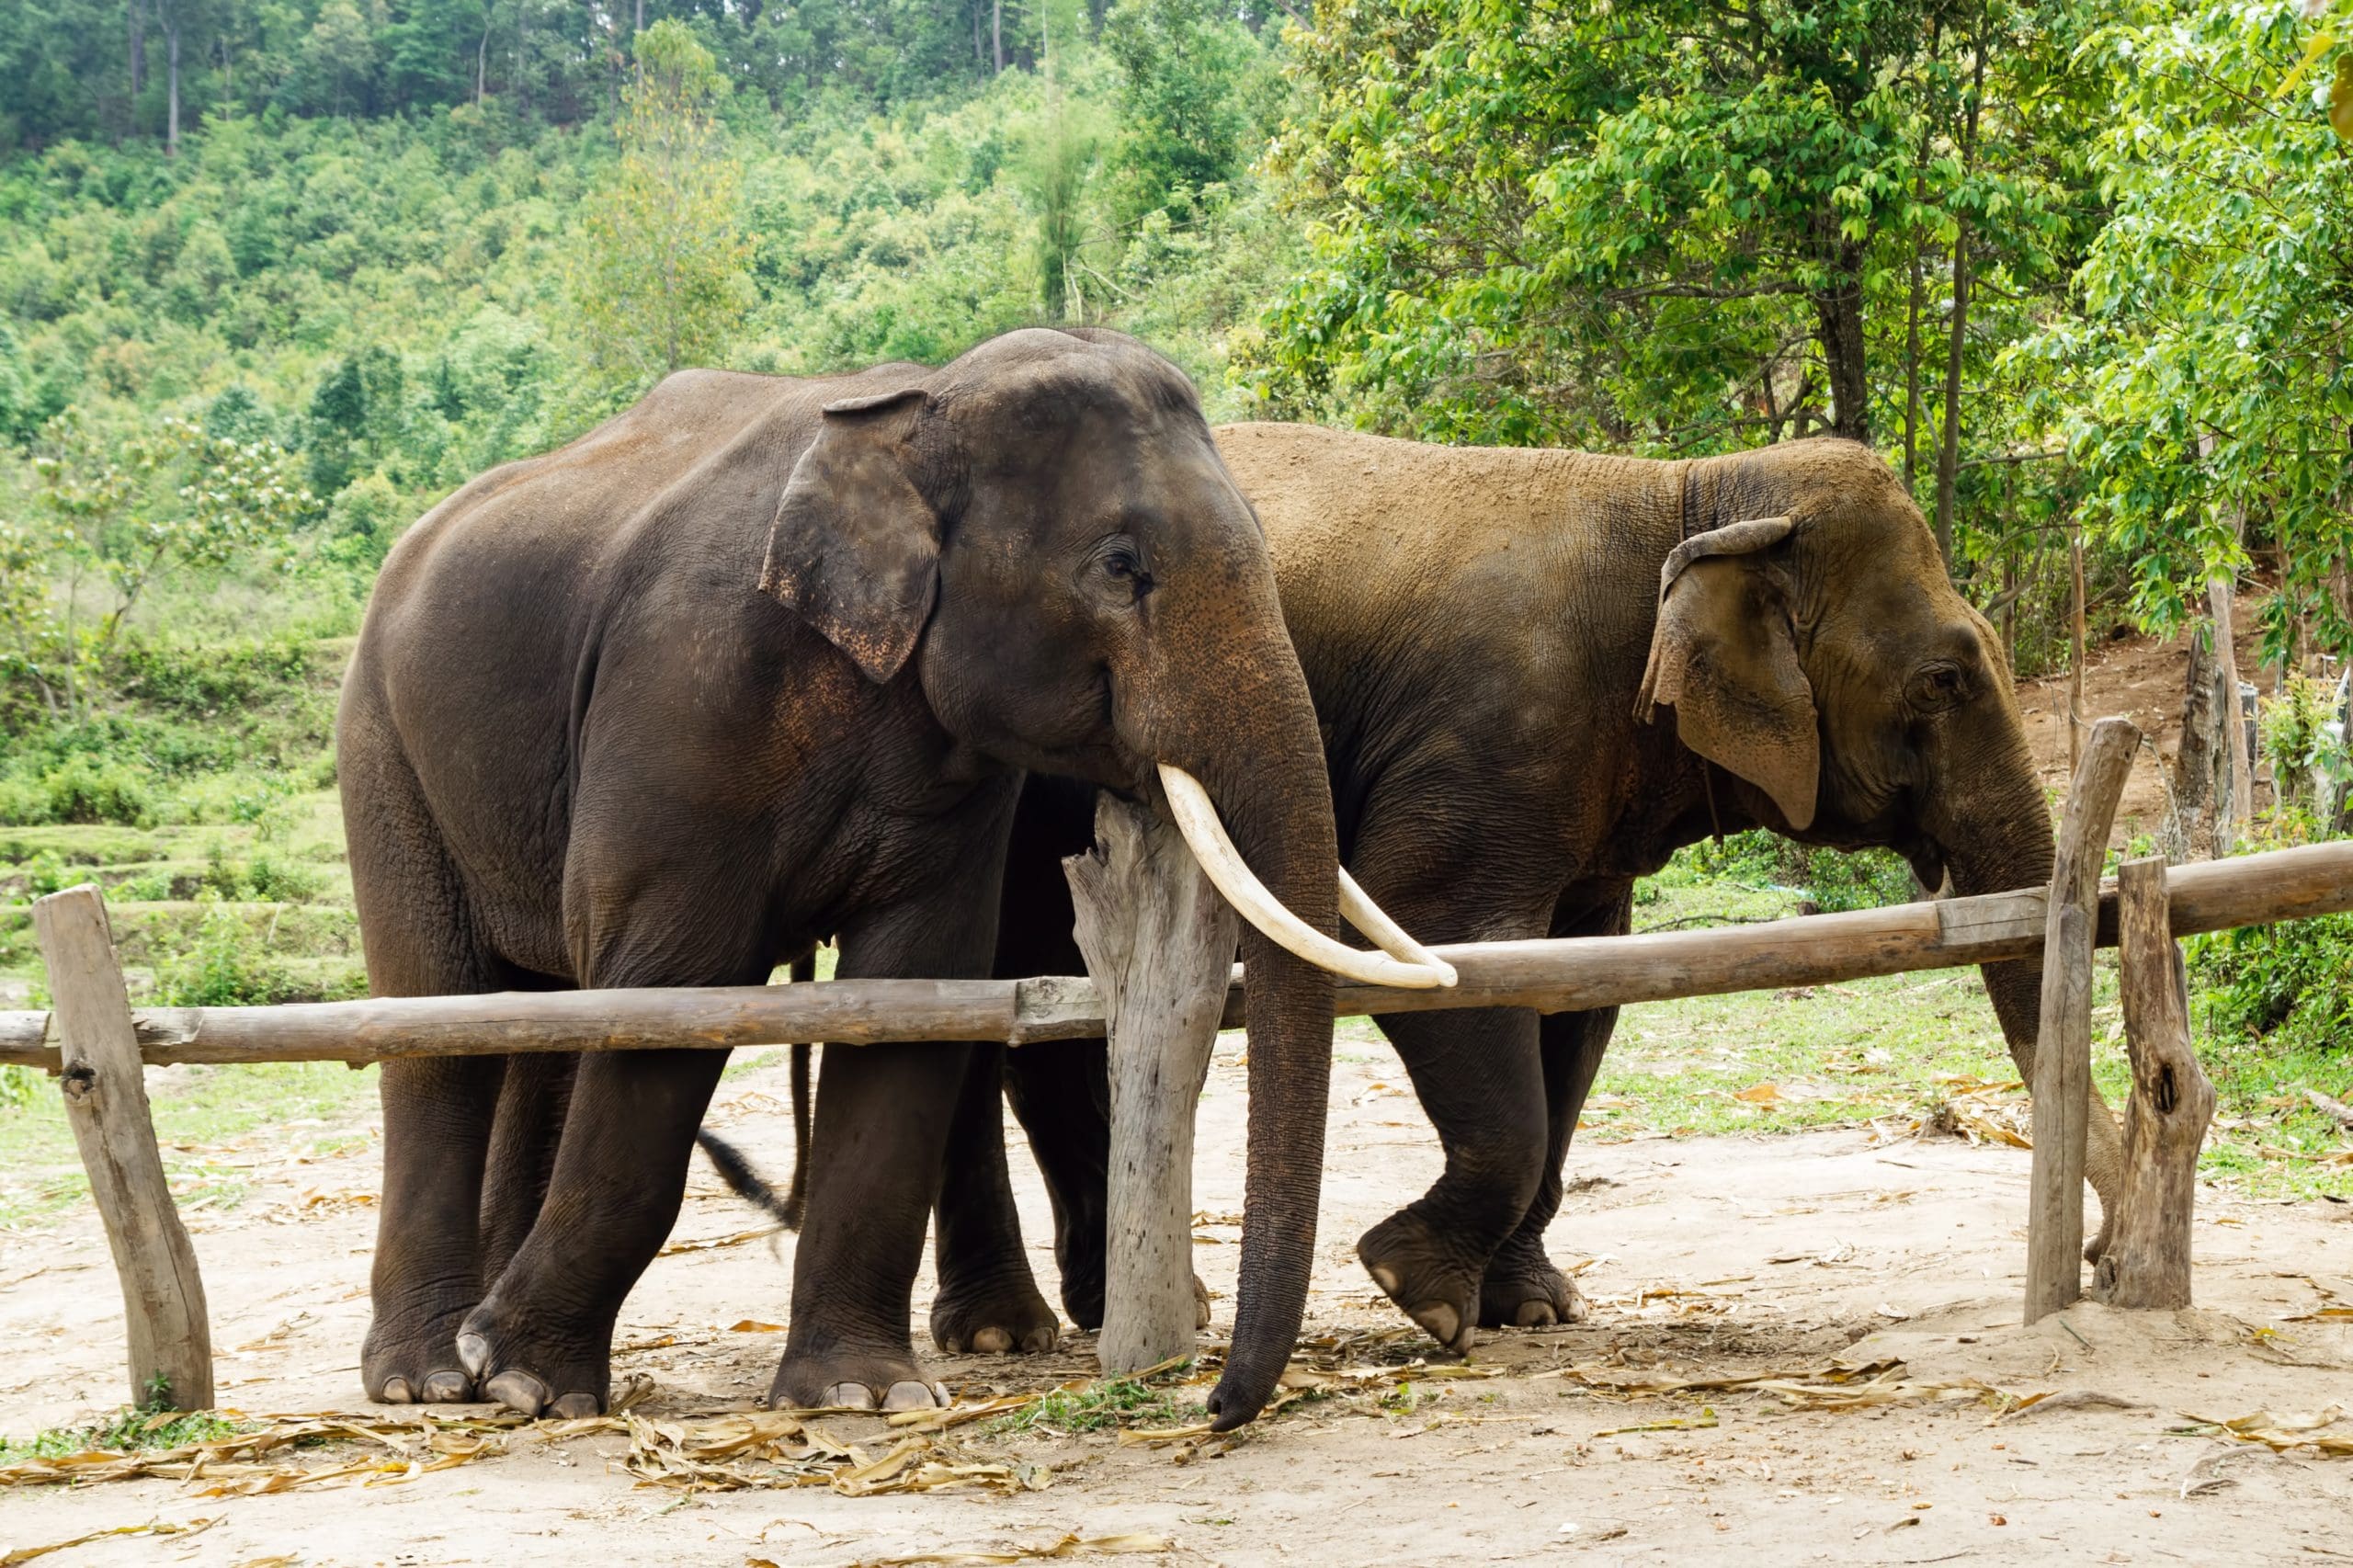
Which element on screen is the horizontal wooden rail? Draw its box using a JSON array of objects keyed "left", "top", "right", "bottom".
[{"left": 3, "top": 841, "right": 2348, "bottom": 1074}]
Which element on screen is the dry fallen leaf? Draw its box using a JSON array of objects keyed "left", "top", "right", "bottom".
[
  {"left": 841, "top": 1535, "right": 1172, "bottom": 1567},
  {"left": 1735, "top": 1083, "right": 1782, "bottom": 1105},
  {"left": 1, "top": 1516, "right": 217, "bottom": 1565},
  {"left": 730, "top": 1320, "right": 786, "bottom": 1333}
]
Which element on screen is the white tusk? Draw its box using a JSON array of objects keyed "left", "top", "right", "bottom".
[
  {"left": 1157, "top": 764, "right": 1455, "bottom": 990},
  {"left": 1337, "top": 869, "right": 1460, "bottom": 987}
]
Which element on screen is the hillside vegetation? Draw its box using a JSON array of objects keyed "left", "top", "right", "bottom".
[{"left": 0, "top": 0, "right": 2347, "bottom": 1188}]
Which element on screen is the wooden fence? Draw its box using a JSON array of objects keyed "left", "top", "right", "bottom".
[{"left": 13, "top": 714, "right": 2352, "bottom": 1415}]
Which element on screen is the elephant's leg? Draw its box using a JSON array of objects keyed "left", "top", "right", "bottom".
[
  {"left": 1002, "top": 1036, "right": 1113, "bottom": 1330},
  {"left": 928, "top": 1044, "right": 1061, "bottom": 1355},
  {"left": 1479, "top": 1010, "right": 1612, "bottom": 1329},
  {"left": 369, "top": 1054, "right": 506, "bottom": 1404},
  {"left": 345, "top": 735, "right": 514, "bottom": 1406},
  {"left": 772, "top": 842, "right": 1011, "bottom": 1412},
  {"left": 1359, "top": 1006, "right": 1548, "bottom": 1355},
  {"left": 977, "top": 774, "right": 1116, "bottom": 1331},
  {"left": 458, "top": 1041, "right": 730, "bottom": 1417},
  {"left": 1480, "top": 886, "right": 1633, "bottom": 1329},
  {"left": 453, "top": 828, "right": 788, "bottom": 1422},
  {"left": 478, "top": 1051, "right": 578, "bottom": 1288}
]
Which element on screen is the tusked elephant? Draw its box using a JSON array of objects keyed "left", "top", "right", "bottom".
[
  {"left": 870, "top": 424, "right": 2114, "bottom": 1355},
  {"left": 335, "top": 332, "right": 1441, "bottom": 1431}
]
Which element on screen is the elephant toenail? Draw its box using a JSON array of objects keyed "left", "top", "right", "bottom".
[
  {"left": 548, "top": 1392, "right": 601, "bottom": 1419},
  {"left": 381, "top": 1376, "right": 414, "bottom": 1404},
  {"left": 881, "top": 1381, "right": 940, "bottom": 1412},
  {"left": 1192, "top": 1276, "right": 1211, "bottom": 1329},
  {"left": 938, "top": 1335, "right": 966, "bottom": 1354},
  {"left": 421, "top": 1370, "right": 472, "bottom": 1403},
  {"left": 1022, "top": 1325, "right": 1059, "bottom": 1354},
  {"left": 484, "top": 1369, "right": 550, "bottom": 1418},
  {"left": 971, "top": 1327, "right": 1013, "bottom": 1354},
  {"left": 1514, "top": 1301, "right": 1557, "bottom": 1328},
  {"left": 1370, "top": 1265, "right": 1401, "bottom": 1296},
  {"left": 455, "top": 1331, "right": 491, "bottom": 1379},
  {"left": 822, "top": 1381, "right": 878, "bottom": 1411},
  {"left": 1413, "top": 1301, "right": 1461, "bottom": 1346}
]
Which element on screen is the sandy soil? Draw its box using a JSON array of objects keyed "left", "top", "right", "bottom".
[{"left": 5, "top": 1031, "right": 2350, "bottom": 1568}]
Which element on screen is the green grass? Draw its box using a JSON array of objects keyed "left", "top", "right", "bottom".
[
  {"left": 983, "top": 1367, "right": 1202, "bottom": 1436},
  {"left": 0, "top": 1059, "right": 381, "bottom": 1228},
  {"left": 0, "top": 1385, "right": 245, "bottom": 1462}
]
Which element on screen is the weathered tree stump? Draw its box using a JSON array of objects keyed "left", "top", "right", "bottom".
[
  {"left": 35, "top": 884, "right": 213, "bottom": 1410},
  {"left": 1064, "top": 792, "right": 1238, "bottom": 1374},
  {"left": 2025, "top": 715, "right": 2137, "bottom": 1324},
  {"left": 2090, "top": 857, "right": 2216, "bottom": 1309}
]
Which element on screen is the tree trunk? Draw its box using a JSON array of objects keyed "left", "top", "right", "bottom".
[
  {"left": 1932, "top": 41, "right": 1985, "bottom": 575},
  {"left": 2174, "top": 622, "right": 2222, "bottom": 857},
  {"left": 1813, "top": 234, "right": 1870, "bottom": 444},
  {"left": 2199, "top": 432, "right": 2252, "bottom": 835},
  {"left": 2069, "top": 523, "right": 2086, "bottom": 773},
  {"left": 1903, "top": 236, "right": 1925, "bottom": 494},
  {"left": 164, "top": 8, "right": 179, "bottom": 155},
  {"left": 129, "top": 0, "right": 145, "bottom": 100},
  {"left": 993, "top": 0, "right": 1004, "bottom": 74},
  {"left": 478, "top": 14, "right": 490, "bottom": 104},
  {"left": 1932, "top": 215, "right": 1969, "bottom": 573}
]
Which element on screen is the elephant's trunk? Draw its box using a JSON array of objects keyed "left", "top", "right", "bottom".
[
  {"left": 1145, "top": 648, "right": 1339, "bottom": 1432},
  {"left": 1932, "top": 720, "right": 2125, "bottom": 1256}
]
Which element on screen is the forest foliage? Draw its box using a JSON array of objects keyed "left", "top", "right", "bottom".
[{"left": 0, "top": 0, "right": 2348, "bottom": 1056}]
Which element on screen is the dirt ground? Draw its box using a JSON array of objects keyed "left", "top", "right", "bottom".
[
  {"left": 2016, "top": 587, "right": 2281, "bottom": 836},
  {"left": 6, "top": 1028, "right": 2350, "bottom": 1568}
]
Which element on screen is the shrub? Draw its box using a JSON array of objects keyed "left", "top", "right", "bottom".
[
  {"left": 0, "top": 755, "right": 154, "bottom": 826},
  {"left": 152, "top": 903, "right": 310, "bottom": 1006}
]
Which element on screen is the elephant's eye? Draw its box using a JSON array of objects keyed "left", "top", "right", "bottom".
[
  {"left": 1907, "top": 662, "right": 1967, "bottom": 713},
  {"left": 1095, "top": 540, "right": 1154, "bottom": 602}
]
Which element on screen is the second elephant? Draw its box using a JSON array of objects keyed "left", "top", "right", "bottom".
[{"left": 935, "top": 426, "right": 2116, "bottom": 1353}]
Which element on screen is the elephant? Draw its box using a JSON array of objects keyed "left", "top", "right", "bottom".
[
  {"left": 883, "top": 424, "right": 2117, "bottom": 1355},
  {"left": 335, "top": 330, "right": 1439, "bottom": 1431}
]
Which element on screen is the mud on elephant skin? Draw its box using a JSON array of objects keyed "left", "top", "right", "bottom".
[
  {"left": 336, "top": 329, "right": 1420, "bottom": 1432},
  {"left": 951, "top": 427, "right": 2108, "bottom": 1358}
]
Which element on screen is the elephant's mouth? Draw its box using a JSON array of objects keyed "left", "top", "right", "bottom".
[{"left": 1157, "top": 764, "right": 1456, "bottom": 991}]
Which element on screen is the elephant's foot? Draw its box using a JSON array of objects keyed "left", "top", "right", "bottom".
[
  {"left": 362, "top": 1297, "right": 479, "bottom": 1405},
  {"left": 1477, "top": 1244, "right": 1587, "bottom": 1330},
  {"left": 453, "top": 1294, "right": 609, "bottom": 1419},
  {"left": 1357, "top": 1210, "right": 1482, "bottom": 1356},
  {"left": 771, "top": 1348, "right": 949, "bottom": 1413},
  {"left": 928, "top": 1271, "right": 1061, "bottom": 1356}
]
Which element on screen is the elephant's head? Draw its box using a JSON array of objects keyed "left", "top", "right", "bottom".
[
  {"left": 759, "top": 327, "right": 1439, "bottom": 1426},
  {"left": 1636, "top": 438, "right": 2056, "bottom": 1073}
]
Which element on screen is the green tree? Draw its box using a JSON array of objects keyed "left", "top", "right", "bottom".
[
  {"left": 1102, "top": 0, "right": 1269, "bottom": 224},
  {"left": 1243, "top": 0, "right": 2091, "bottom": 463},
  {"left": 570, "top": 19, "right": 752, "bottom": 387},
  {"left": 2032, "top": 0, "right": 2353, "bottom": 657}
]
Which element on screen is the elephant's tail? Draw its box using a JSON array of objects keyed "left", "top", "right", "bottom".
[
  {"left": 695, "top": 957, "right": 818, "bottom": 1231},
  {"left": 696, "top": 1119, "right": 803, "bottom": 1231}
]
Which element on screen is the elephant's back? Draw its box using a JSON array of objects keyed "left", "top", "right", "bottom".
[{"left": 1213, "top": 421, "right": 1671, "bottom": 663}]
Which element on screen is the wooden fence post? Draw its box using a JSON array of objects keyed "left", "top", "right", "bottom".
[
  {"left": 2025, "top": 715, "right": 2138, "bottom": 1324},
  {"left": 2091, "top": 857, "right": 2215, "bottom": 1309},
  {"left": 34, "top": 884, "right": 213, "bottom": 1411},
  {"left": 1064, "top": 793, "right": 1237, "bottom": 1374}
]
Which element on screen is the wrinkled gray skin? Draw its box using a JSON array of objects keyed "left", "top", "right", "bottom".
[
  {"left": 335, "top": 331, "right": 1340, "bottom": 1430},
  {"left": 930, "top": 426, "right": 2114, "bottom": 1354}
]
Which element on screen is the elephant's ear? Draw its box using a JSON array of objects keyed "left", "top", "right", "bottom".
[
  {"left": 1634, "top": 516, "right": 1820, "bottom": 831},
  {"left": 759, "top": 387, "right": 939, "bottom": 684}
]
